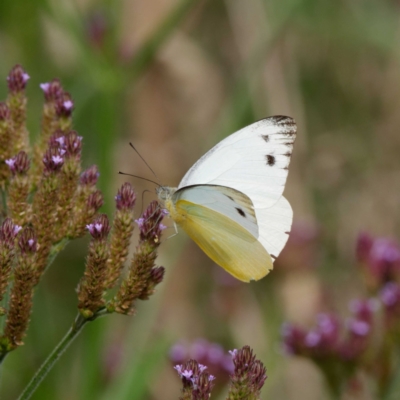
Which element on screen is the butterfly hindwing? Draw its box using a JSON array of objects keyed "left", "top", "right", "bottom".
[
  {"left": 173, "top": 197, "right": 273, "bottom": 282},
  {"left": 178, "top": 116, "right": 296, "bottom": 210},
  {"left": 173, "top": 185, "right": 258, "bottom": 238}
]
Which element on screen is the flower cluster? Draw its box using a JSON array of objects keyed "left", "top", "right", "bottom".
[
  {"left": 0, "top": 65, "right": 165, "bottom": 357},
  {"left": 282, "top": 232, "right": 400, "bottom": 396},
  {"left": 174, "top": 345, "right": 267, "bottom": 400},
  {"left": 170, "top": 339, "right": 234, "bottom": 387}
]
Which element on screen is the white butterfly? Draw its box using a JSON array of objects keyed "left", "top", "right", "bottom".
[{"left": 157, "top": 116, "right": 296, "bottom": 282}]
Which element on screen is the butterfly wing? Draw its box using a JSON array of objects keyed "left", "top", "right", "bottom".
[
  {"left": 173, "top": 194, "right": 273, "bottom": 282},
  {"left": 178, "top": 116, "right": 296, "bottom": 210},
  {"left": 171, "top": 185, "right": 272, "bottom": 282}
]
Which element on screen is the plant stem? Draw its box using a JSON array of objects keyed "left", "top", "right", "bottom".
[{"left": 17, "top": 313, "right": 88, "bottom": 400}]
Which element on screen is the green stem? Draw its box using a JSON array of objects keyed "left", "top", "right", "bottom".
[{"left": 17, "top": 313, "right": 88, "bottom": 400}]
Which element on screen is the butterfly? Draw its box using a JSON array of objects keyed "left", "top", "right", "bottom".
[{"left": 156, "top": 116, "right": 297, "bottom": 282}]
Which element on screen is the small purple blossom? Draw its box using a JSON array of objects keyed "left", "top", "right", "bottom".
[
  {"left": 305, "top": 331, "right": 321, "bottom": 347},
  {"left": 5, "top": 159, "right": 16, "bottom": 169},
  {"left": 55, "top": 136, "right": 65, "bottom": 147},
  {"left": 63, "top": 100, "right": 73, "bottom": 110},
  {"left": 380, "top": 282, "right": 400, "bottom": 307},
  {"left": 40, "top": 82, "right": 50, "bottom": 92},
  {"left": 135, "top": 218, "right": 144, "bottom": 228},
  {"left": 347, "top": 319, "right": 370, "bottom": 336},
  {"left": 52, "top": 155, "right": 63, "bottom": 165}
]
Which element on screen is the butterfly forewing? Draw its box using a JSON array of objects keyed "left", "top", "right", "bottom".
[
  {"left": 255, "top": 196, "right": 293, "bottom": 258},
  {"left": 178, "top": 116, "right": 296, "bottom": 210}
]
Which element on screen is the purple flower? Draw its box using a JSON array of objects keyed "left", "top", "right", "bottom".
[
  {"left": 347, "top": 318, "right": 370, "bottom": 336},
  {"left": 281, "top": 323, "right": 306, "bottom": 355},
  {"left": 380, "top": 282, "right": 400, "bottom": 307},
  {"left": 40, "top": 82, "right": 50, "bottom": 92},
  {"left": 349, "top": 298, "right": 379, "bottom": 323}
]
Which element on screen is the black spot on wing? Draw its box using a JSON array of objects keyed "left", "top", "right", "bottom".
[
  {"left": 261, "top": 134, "right": 269, "bottom": 142},
  {"left": 266, "top": 155, "right": 275, "bottom": 166},
  {"left": 235, "top": 207, "right": 246, "bottom": 217},
  {"left": 284, "top": 151, "right": 292, "bottom": 157}
]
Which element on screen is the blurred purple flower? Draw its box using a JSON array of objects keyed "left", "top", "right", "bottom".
[
  {"left": 356, "top": 233, "right": 400, "bottom": 287},
  {"left": 169, "top": 339, "right": 233, "bottom": 384}
]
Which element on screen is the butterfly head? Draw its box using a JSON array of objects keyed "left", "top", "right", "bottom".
[{"left": 156, "top": 186, "right": 176, "bottom": 202}]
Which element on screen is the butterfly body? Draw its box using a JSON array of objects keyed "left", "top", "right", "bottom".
[{"left": 157, "top": 116, "right": 297, "bottom": 282}]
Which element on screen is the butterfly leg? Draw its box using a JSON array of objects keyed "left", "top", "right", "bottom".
[{"left": 165, "top": 222, "right": 179, "bottom": 241}]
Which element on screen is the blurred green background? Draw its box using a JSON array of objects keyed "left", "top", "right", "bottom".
[{"left": 2, "top": 0, "right": 400, "bottom": 399}]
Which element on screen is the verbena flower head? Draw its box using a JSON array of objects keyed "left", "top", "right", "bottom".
[
  {"left": 55, "top": 92, "right": 74, "bottom": 118},
  {"left": 6, "top": 151, "right": 30, "bottom": 175},
  {"left": 357, "top": 233, "right": 400, "bottom": 287},
  {"left": 7, "top": 65, "right": 29, "bottom": 92},
  {"left": 175, "top": 359, "right": 215, "bottom": 400},
  {"left": 115, "top": 182, "right": 136, "bottom": 211},
  {"left": 80, "top": 165, "right": 100, "bottom": 186},
  {"left": 18, "top": 227, "right": 37, "bottom": 254},
  {"left": 40, "top": 79, "right": 63, "bottom": 102},
  {"left": 228, "top": 346, "right": 267, "bottom": 398},
  {"left": 0, "top": 218, "right": 21, "bottom": 248},
  {"left": 135, "top": 200, "right": 166, "bottom": 245},
  {"left": 86, "top": 214, "right": 110, "bottom": 239},
  {"left": 43, "top": 147, "right": 64, "bottom": 173},
  {"left": 170, "top": 339, "right": 234, "bottom": 384}
]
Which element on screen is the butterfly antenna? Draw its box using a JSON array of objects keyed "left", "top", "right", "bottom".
[
  {"left": 129, "top": 142, "right": 159, "bottom": 180},
  {"left": 118, "top": 171, "right": 161, "bottom": 187}
]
